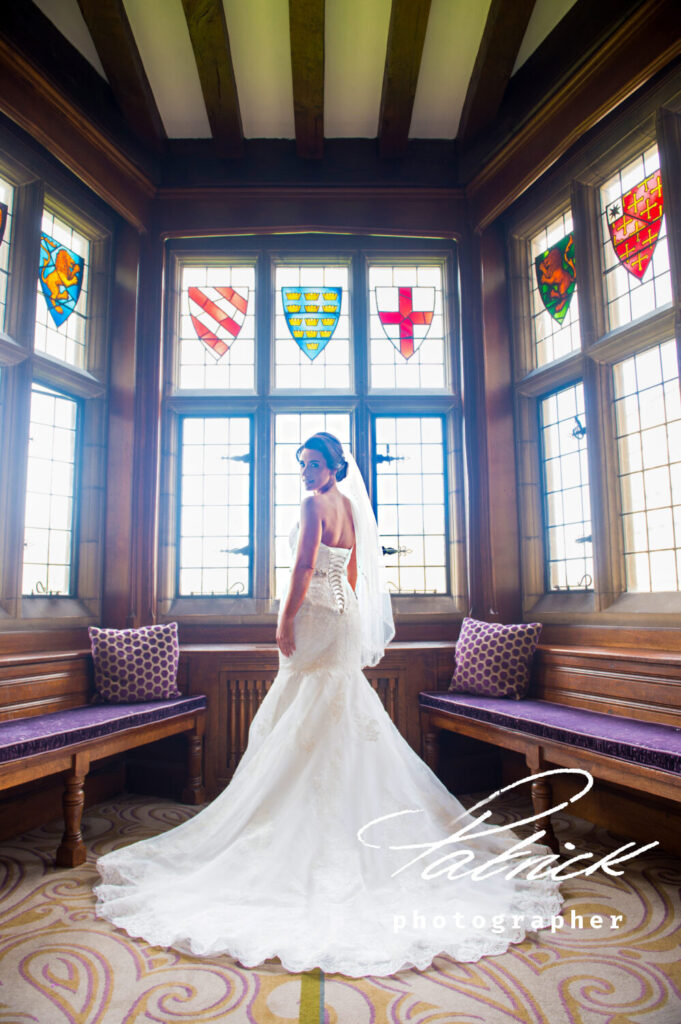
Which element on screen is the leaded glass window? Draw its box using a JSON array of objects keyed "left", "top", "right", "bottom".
[
  {"left": 22, "top": 383, "right": 79, "bottom": 596},
  {"left": 178, "top": 265, "right": 255, "bottom": 390},
  {"left": 368, "top": 264, "right": 446, "bottom": 389},
  {"left": 35, "top": 210, "right": 89, "bottom": 367},
  {"left": 0, "top": 174, "right": 14, "bottom": 331},
  {"left": 274, "top": 265, "right": 351, "bottom": 390},
  {"left": 613, "top": 339, "right": 681, "bottom": 591},
  {"left": 600, "top": 145, "right": 670, "bottom": 331},
  {"left": 178, "top": 416, "right": 252, "bottom": 596},
  {"left": 163, "top": 237, "right": 460, "bottom": 618},
  {"left": 274, "top": 412, "right": 351, "bottom": 596},
  {"left": 539, "top": 382, "right": 593, "bottom": 590},
  {"left": 374, "top": 416, "right": 448, "bottom": 594},
  {"left": 529, "top": 210, "right": 579, "bottom": 368}
]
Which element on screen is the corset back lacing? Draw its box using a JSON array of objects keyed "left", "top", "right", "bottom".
[{"left": 312, "top": 547, "right": 352, "bottom": 613}]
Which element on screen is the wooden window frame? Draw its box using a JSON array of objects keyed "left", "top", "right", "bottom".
[
  {"left": 0, "top": 131, "right": 113, "bottom": 631},
  {"left": 508, "top": 94, "right": 681, "bottom": 627},
  {"left": 158, "top": 234, "right": 466, "bottom": 626}
]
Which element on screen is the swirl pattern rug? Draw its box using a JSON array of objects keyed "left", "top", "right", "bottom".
[{"left": 0, "top": 792, "right": 679, "bottom": 1024}]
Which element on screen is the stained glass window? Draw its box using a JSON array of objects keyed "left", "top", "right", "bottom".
[
  {"left": 530, "top": 211, "right": 580, "bottom": 368},
  {"left": 165, "top": 237, "right": 459, "bottom": 613},
  {"left": 35, "top": 211, "right": 89, "bottom": 368},
  {"left": 22, "top": 384, "right": 78, "bottom": 596},
  {"left": 600, "top": 146, "right": 670, "bottom": 331},
  {"left": 0, "top": 175, "right": 14, "bottom": 332},
  {"left": 274, "top": 265, "right": 350, "bottom": 390},
  {"left": 374, "top": 416, "right": 447, "bottom": 594},
  {"left": 274, "top": 412, "right": 351, "bottom": 597},
  {"left": 613, "top": 339, "right": 681, "bottom": 592},
  {"left": 369, "top": 264, "right": 446, "bottom": 389},
  {"left": 178, "top": 417, "right": 252, "bottom": 596},
  {"left": 539, "top": 383, "right": 593, "bottom": 590},
  {"left": 178, "top": 265, "right": 255, "bottom": 390}
]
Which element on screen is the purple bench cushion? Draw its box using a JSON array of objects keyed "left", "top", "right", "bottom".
[
  {"left": 0, "top": 696, "right": 207, "bottom": 764},
  {"left": 419, "top": 691, "right": 681, "bottom": 774}
]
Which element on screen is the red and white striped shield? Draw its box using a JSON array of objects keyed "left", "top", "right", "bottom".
[
  {"left": 374, "top": 286, "right": 435, "bottom": 359},
  {"left": 188, "top": 286, "right": 249, "bottom": 358}
]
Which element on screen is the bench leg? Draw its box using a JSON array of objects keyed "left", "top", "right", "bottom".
[
  {"left": 422, "top": 721, "right": 440, "bottom": 774},
  {"left": 182, "top": 725, "right": 206, "bottom": 804},
  {"left": 527, "top": 748, "right": 560, "bottom": 855},
  {"left": 56, "top": 752, "right": 89, "bottom": 868}
]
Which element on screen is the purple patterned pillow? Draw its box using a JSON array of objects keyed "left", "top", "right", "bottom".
[
  {"left": 448, "top": 617, "right": 542, "bottom": 699},
  {"left": 88, "top": 623, "right": 181, "bottom": 704}
]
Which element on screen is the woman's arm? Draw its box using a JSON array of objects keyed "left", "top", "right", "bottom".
[{"left": 276, "top": 496, "right": 322, "bottom": 656}]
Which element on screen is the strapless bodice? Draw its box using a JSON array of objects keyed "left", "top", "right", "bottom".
[
  {"left": 287, "top": 525, "right": 355, "bottom": 614},
  {"left": 313, "top": 540, "right": 353, "bottom": 572}
]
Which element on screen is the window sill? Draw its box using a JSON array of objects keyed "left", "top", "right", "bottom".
[
  {"left": 0, "top": 331, "right": 29, "bottom": 366},
  {"left": 21, "top": 596, "right": 95, "bottom": 620},
  {"left": 0, "top": 596, "right": 98, "bottom": 630},
  {"left": 525, "top": 590, "right": 681, "bottom": 626},
  {"left": 160, "top": 593, "right": 462, "bottom": 625}
]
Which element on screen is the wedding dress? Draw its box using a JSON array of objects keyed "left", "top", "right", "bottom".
[{"left": 94, "top": 520, "right": 565, "bottom": 977}]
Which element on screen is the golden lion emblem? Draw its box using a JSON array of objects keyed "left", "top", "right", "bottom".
[{"left": 41, "top": 247, "right": 82, "bottom": 315}]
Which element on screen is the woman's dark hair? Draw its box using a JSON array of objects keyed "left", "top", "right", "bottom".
[{"left": 296, "top": 432, "right": 348, "bottom": 482}]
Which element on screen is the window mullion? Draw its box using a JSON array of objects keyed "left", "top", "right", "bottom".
[
  {"left": 571, "top": 180, "right": 618, "bottom": 609},
  {"left": 583, "top": 357, "right": 623, "bottom": 609},
  {"left": 0, "top": 358, "right": 31, "bottom": 616},
  {"left": 570, "top": 181, "right": 606, "bottom": 347},
  {"left": 656, "top": 106, "right": 681, "bottom": 383},
  {"left": 5, "top": 181, "right": 43, "bottom": 352},
  {"left": 515, "top": 393, "right": 545, "bottom": 614},
  {"left": 254, "top": 403, "right": 270, "bottom": 603},
  {"left": 351, "top": 252, "right": 369, "bottom": 485},
  {"left": 508, "top": 234, "right": 534, "bottom": 380},
  {"left": 254, "top": 254, "right": 272, "bottom": 602}
]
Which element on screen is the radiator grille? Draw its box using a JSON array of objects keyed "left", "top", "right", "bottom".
[{"left": 217, "top": 672, "right": 400, "bottom": 786}]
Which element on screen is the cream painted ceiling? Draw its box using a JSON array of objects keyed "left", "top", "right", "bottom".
[{"left": 33, "top": 0, "right": 578, "bottom": 140}]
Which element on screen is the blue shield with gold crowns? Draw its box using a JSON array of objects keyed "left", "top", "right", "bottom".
[
  {"left": 282, "top": 286, "right": 341, "bottom": 360},
  {"left": 39, "top": 233, "right": 84, "bottom": 327}
]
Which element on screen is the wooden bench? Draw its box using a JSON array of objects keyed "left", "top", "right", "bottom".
[
  {"left": 0, "top": 696, "right": 207, "bottom": 867},
  {"left": 419, "top": 689, "right": 681, "bottom": 854}
]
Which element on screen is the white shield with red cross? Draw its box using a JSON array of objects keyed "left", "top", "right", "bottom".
[
  {"left": 374, "top": 286, "right": 435, "bottom": 360},
  {"left": 188, "top": 285, "right": 249, "bottom": 358}
]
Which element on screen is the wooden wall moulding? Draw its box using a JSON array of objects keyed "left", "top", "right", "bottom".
[
  {"left": 533, "top": 645, "right": 681, "bottom": 728},
  {"left": 465, "top": 0, "right": 681, "bottom": 232},
  {"left": 540, "top": 622, "right": 681, "bottom": 654},
  {"left": 0, "top": 38, "right": 154, "bottom": 232},
  {"left": 154, "top": 187, "right": 467, "bottom": 240},
  {"left": 0, "top": 629, "right": 91, "bottom": 658},
  {"left": 0, "top": 649, "right": 92, "bottom": 722}
]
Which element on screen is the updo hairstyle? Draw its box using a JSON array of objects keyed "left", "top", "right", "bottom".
[{"left": 296, "top": 432, "right": 348, "bottom": 482}]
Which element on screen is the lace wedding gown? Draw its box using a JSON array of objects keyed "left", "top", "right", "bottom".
[{"left": 94, "top": 533, "right": 565, "bottom": 977}]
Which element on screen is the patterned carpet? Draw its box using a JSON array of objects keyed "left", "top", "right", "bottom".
[{"left": 1, "top": 792, "right": 680, "bottom": 1024}]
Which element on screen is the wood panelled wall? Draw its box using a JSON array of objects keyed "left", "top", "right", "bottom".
[{"left": 0, "top": 10, "right": 680, "bottom": 847}]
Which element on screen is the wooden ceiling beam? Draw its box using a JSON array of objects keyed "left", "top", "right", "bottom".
[
  {"left": 458, "top": 0, "right": 536, "bottom": 143},
  {"left": 76, "top": 0, "right": 166, "bottom": 153},
  {"left": 181, "top": 0, "right": 243, "bottom": 159},
  {"left": 378, "top": 0, "right": 431, "bottom": 159},
  {"left": 289, "top": 0, "right": 324, "bottom": 159}
]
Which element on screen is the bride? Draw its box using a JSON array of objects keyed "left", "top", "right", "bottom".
[{"left": 94, "top": 432, "right": 565, "bottom": 977}]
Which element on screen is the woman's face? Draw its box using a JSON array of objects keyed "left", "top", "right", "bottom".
[{"left": 298, "top": 447, "right": 336, "bottom": 493}]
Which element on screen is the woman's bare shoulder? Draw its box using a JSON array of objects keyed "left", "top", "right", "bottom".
[{"left": 301, "top": 493, "right": 324, "bottom": 516}]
